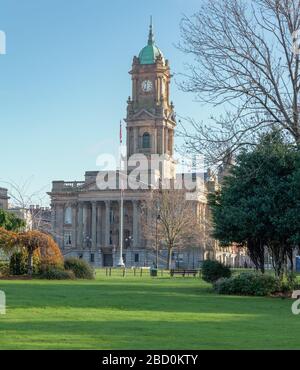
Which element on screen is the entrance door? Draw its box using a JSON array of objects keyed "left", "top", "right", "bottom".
[{"left": 103, "top": 254, "right": 113, "bottom": 267}]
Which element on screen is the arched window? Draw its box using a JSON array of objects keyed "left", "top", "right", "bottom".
[
  {"left": 64, "top": 206, "right": 72, "bottom": 224},
  {"left": 142, "top": 132, "right": 151, "bottom": 149}
]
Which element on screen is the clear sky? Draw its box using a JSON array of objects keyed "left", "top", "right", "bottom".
[{"left": 0, "top": 0, "right": 209, "bottom": 205}]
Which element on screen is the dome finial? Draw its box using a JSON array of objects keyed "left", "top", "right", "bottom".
[{"left": 148, "top": 16, "right": 154, "bottom": 45}]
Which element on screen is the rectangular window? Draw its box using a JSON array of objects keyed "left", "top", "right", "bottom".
[
  {"left": 110, "top": 209, "right": 114, "bottom": 223},
  {"left": 64, "top": 207, "right": 72, "bottom": 225},
  {"left": 90, "top": 253, "right": 95, "bottom": 263},
  {"left": 64, "top": 231, "right": 72, "bottom": 246},
  {"left": 134, "top": 253, "right": 139, "bottom": 263}
]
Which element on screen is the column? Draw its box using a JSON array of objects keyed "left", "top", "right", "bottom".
[
  {"left": 118, "top": 198, "right": 123, "bottom": 250},
  {"left": 105, "top": 200, "right": 110, "bottom": 246},
  {"left": 97, "top": 203, "right": 102, "bottom": 247},
  {"left": 170, "top": 130, "right": 174, "bottom": 156},
  {"left": 161, "top": 126, "right": 165, "bottom": 154},
  {"left": 133, "top": 78, "right": 137, "bottom": 101},
  {"left": 51, "top": 204, "right": 56, "bottom": 242},
  {"left": 71, "top": 204, "right": 77, "bottom": 249},
  {"left": 83, "top": 202, "right": 89, "bottom": 247},
  {"left": 91, "top": 201, "right": 97, "bottom": 250},
  {"left": 126, "top": 127, "right": 130, "bottom": 156},
  {"left": 132, "top": 200, "right": 138, "bottom": 248},
  {"left": 165, "top": 127, "right": 169, "bottom": 154},
  {"left": 157, "top": 77, "right": 161, "bottom": 101},
  {"left": 154, "top": 128, "right": 157, "bottom": 154},
  {"left": 57, "top": 204, "right": 64, "bottom": 249},
  {"left": 77, "top": 202, "right": 83, "bottom": 247},
  {"left": 133, "top": 128, "right": 138, "bottom": 153},
  {"left": 146, "top": 204, "right": 152, "bottom": 249}
]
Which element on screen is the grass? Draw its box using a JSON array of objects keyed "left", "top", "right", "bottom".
[{"left": 0, "top": 271, "right": 299, "bottom": 349}]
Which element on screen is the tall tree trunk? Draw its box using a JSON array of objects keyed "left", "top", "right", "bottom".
[
  {"left": 27, "top": 250, "right": 33, "bottom": 276},
  {"left": 259, "top": 241, "right": 265, "bottom": 274},
  {"left": 270, "top": 243, "right": 284, "bottom": 280},
  {"left": 248, "top": 239, "right": 265, "bottom": 273},
  {"left": 287, "top": 248, "right": 294, "bottom": 272},
  {"left": 167, "top": 246, "right": 173, "bottom": 270}
]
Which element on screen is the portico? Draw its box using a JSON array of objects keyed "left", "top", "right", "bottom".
[{"left": 50, "top": 181, "right": 143, "bottom": 266}]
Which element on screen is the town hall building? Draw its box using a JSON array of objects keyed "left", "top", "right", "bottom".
[{"left": 48, "top": 22, "right": 247, "bottom": 268}]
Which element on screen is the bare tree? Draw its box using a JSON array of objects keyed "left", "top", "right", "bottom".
[
  {"left": 141, "top": 189, "right": 204, "bottom": 269},
  {"left": 0, "top": 179, "right": 51, "bottom": 233},
  {"left": 178, "top": 0, "right": 300, "bottom": 164}
]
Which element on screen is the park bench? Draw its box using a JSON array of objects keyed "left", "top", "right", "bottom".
[{"left": 170, "top": 269, "right": 199, "bottom": 277}]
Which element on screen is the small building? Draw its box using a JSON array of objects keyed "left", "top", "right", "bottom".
[
  {"left": 0, "top": 187, "right": 9, "bottom": 210},
  {"left": 29, "top": 205, "right": 52, "bottom": 234},
  {"left": 7, "top": 208, "right": 33, "bottom": 231}
]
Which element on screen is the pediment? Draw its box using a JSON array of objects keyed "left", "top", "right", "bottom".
[{"left": 132, "top": 109, "right": 156, "bottom": 120}]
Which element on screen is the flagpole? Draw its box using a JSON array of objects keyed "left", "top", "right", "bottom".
[{"left": 117, "top": 120, "right": 125, "bottom": 267}]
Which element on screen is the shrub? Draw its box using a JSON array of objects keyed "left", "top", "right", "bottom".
[
  {"left": 214, "top": 272, "right": 280, "bottom": 296},
  {"left": 17, "top": 231, "right": 63, "bottom": 274},
  {"left": 202, "top": 260, "right": 231, "bottom": 283},
  {"left": 9, "top": 251, "right": 39, "bottom": 275},
  {"left": 39, "top": 265, "right": 75, "bottom": 280},
  {"left": 64, "top": 258, "right": 94, "bottom": 279},
  {"left": 280, "top": 272, "right": 300, "bottom": 294},
  {"left": 0, "top": 261, "right": 9, "bottom": 277},
  {"left": 35, "top": 233, "right": 63, "bottom": 267}
]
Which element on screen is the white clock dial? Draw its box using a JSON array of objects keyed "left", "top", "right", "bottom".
[{"left": 141, "top": 80, "right": 153, "bottom": 92}]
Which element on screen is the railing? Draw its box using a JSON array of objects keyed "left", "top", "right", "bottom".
[
  {"left": 96, "top": 267, "right": 202, "bottom": 278},
  {"left": 52, "top": 181, "right": 85, "bottom": 192},
  {"left": 146, "top": 250, "right": 169, "bottom": 268}
]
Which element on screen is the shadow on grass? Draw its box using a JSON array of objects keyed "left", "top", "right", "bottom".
[
  {"left": 0, "top": 316, "right": 299, "bottom": 349},
  {"left": 0, "top": 317, "right": 264, "bottom": 348},
  {"left": 0, "top": 280, "right": 292, "bottom": 316}
]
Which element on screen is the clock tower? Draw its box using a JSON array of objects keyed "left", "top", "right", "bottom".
[{"left": 125, "top": 20, "right": 176, "bottom": 167}]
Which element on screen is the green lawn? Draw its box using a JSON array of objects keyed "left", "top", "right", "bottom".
[{"left": 0, "top": 272, "right": 299, "bottom": 349}]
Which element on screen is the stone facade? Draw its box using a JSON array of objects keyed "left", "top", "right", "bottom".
[{"left": 48, "top": 23, "right": 247, "bottom": 268}]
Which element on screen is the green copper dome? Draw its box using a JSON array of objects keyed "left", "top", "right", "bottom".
[
  {"left": 138, "top": 19, "right": 165, "bottom": 65},
  {"left": 139, "top": 44, "right": 164, "bottom": 65}
]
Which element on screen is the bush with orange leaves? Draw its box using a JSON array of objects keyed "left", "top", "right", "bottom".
[
  {"left": 0, "top": 227, "right": 17, "bottom": 252},
  {"left": 0, "top": 228, "right": 63, "bottom": 275},
  {"left": 16, "top": 231, "right": 63, "bottom": 275}
]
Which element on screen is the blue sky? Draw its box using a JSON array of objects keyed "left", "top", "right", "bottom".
[{"left": 0, "top": 0, "right": 209, "bottom": 205}]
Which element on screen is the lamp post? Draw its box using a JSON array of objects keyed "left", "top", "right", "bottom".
[
  {"left": 125, "top": 235, "right": 133, "bottom": 249},
  {"left": 117, "top": 188, "right": 125, "bottom": 267},
  {"left": 83, "top": 234, "right": 91, "bottom": 250},
  {"left": 155, "top": 213, "right": 161, "bottom": 268},
  {"left": 125, "top": 235, "right": 133, "bottom": 266},
  {"left": 117, "top": 120, "right": 125, "bottom": 268}
]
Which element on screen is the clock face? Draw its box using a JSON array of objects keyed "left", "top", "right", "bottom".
[{"left": 141, "top": 80, "right": 153, "bottom": 92}]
